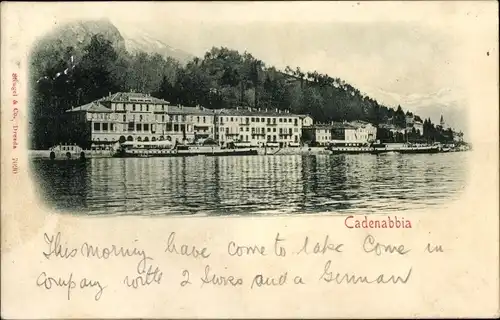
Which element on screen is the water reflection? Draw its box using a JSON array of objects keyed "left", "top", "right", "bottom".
[{"left": 30, "top": 153, "right": 468, "bottom": 216}]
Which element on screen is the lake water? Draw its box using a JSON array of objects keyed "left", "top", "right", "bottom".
[{"left": 30, "top": 153, "right": 468, "bottom": 216}]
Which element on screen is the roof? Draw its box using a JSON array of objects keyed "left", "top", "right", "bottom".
[
  {"left": 66, "top": 102, "right": 112, "bottom": 113},
  {"left": 348, "top": 120, "right": 375, "bottom": 128},
  {"left": 309, "top": 122, "right": 357, "bottom": 129},
  {"left": 167, "top": 105, "right": 215, "bottom": 115},
  {"left": 215, "top": 108, "right": 304, "bottom": 118},
  {"left": 98, "top": 92, "right": 170, "bottom": 104}
]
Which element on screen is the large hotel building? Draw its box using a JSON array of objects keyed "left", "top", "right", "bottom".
[{"left": 64, "top": 92, "right": 315, "bottom": 148}]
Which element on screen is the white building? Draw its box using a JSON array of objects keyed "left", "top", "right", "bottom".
[
  {"left": 64, "top": 92, "right": 215, "bottom": 149},
  {"left": 304, "top": 121, "right": 377, "bottom": 146},
  {"left": 347, "top": 120, "right": 377, "bottom": 142},
  {"left": 215, "top": 108, "right": 304, "bottom": 147}
]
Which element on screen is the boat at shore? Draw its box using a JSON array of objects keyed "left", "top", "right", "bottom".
[
  {"left": 112, "top": 141, "right": 258, "bottom": 158},
  {"left": 327, "top": 142, "right": 441, "bottom": 155}
]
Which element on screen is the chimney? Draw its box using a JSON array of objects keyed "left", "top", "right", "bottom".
[
  {"left": 236, "top": 106, "right": 239, "bottom": 110},
  {"left": 109, "top": 92, "right": 111, "bottom": 97},
  {"left": 275, "top": 108, "right": 278, "bottom": 112}
]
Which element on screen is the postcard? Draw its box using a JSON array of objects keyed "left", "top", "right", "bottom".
[{"left": 1, "top": 1, "right": 498, "bottom": 318}]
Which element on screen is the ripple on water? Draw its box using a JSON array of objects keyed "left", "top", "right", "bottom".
[{"left": 30, "top": 153, "right": 468, "bottom": 216}]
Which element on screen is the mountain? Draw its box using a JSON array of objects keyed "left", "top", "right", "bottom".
[
  {"left": 30, "top": 18, "right": 194, "bottom": 77},
  {"left": 118, "top": 28, "right": 194, "bottom": 64}
]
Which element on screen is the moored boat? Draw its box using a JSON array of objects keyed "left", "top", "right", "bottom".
[{"left": 113, "top": 141, "right": 258, "bottom": 158}]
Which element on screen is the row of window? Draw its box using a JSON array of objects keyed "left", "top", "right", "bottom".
[
  {"left": 87, "top": 113, "right": 301, "bottom": 126},
  {"left": 113, "top": 103, "right": 162, "bottom": 112},
  {"left": 220, "top": 116, "right": 299, "bottom": 125},
  {"left": 218, "top": 134, "right": 299, "bottom": 142},
  {"left": 89, "top": 113, "right": 211, "bottom": 123},
  {"left": 220, "top": 127, "right": 299, "bottom": 134},
  {"left": 93, "top": 122, "right": 195, "bottom": 133},
  {"left": 93, "top": 123, "right": 114, "bottom": 131}
]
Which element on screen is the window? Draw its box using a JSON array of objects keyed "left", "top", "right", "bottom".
[
  {"left": 162, "top": 115, "right": 165, "bottom": 122},
  {"left": 136, "top": 124, "right": 141, "bottom": 131},
  {"left": 289, "top": 128, "right": 293, "bottom": 135},
  {"left": 203, "top": 116, "right": 206, "bottom": 123},
  {"left": 294, "top": 119, "right": 298, "bottom": 126},
  {"left": 246, "top": 127, "right": 249, "bottom": 132},
  {"left": 273, "top": 119, "right": 276, "bottom": 124},
  {"left": 273, "top": 128, "right": 276, "bottom": 132},
  {"left": 123, "top": 115, "right": 126, "bottom": 122},
  {"left": 94, "top": 123, "right": 100, "bottom": 131},
  {"left": 240, "top": 127, "right": 243, "bottom": 132},
  {"left": 261, "top": 118, "right": 265, "bottom": 122},
  {"left": 133, "top": 104, "right": 136, "bottom": 111},
  {"left": 261, "top": 128, "right": 265, "bottom": 134},
  {"left": 110, "top": 123, "right": 114, "bottom": 131},
  {"left": 267, "top": 128, "right": 271, "bottom": 132},
  {"left": 103, "top": 123, "right": 108, "bottom": 131},
  {"left": 197, "top": 116, "right": 200, "bottom": 122},
  {"left": 279, "top": 118, "right": 282, "bottom": 123},
  {"left": 230, "top": 117, "right": 234, "bottom": 122},
  {"left": 140, "top": 115, "right": 143, "bottom": 122},
  {"left": 174, "top": 124, "right": 179, "bottom": 132},
  {"left": 144, "top": 124, "right": 149, "bottom": 131}
]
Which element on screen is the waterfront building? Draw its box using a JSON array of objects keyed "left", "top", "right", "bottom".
[
  {"left": 214, "top": 108, "right": 304, "bottom": 147},
  {"left": 64, "top": 92, "right": 215, "bottom": 149},
  {"left": 300, "top": 115, "right": 314, "bottom": 127},
  {"left": 347, "top": 120, "right": 377, "bottom": 142},
  {"left": 64, "top": 92, "right": 312, "bottom": 149},
  {"left": 405, "top": 114, "right": 424, "bottom": 136},
  {"left": 303, "top": 121, "right": 377, "bottom": 146},
  {"left": 413, "top": 119, "right": 424, "bottom": 135}
]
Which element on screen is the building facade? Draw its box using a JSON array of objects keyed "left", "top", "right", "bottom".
[
  {"left": 303, "top": 121, "right": 377, "bottom": 146},
  {"left": 215, "top": 108, "right": 304, "bottom": 147},
  {"left": 64, "top": 92, "right": 310, "bottom": 149},
  {"left": 65, "top": 92, "right": 216, "bottom": 149}
]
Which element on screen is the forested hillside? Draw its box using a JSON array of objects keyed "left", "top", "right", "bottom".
[{"left": 30, "top": 31, "right": 453, "bottom": 149}]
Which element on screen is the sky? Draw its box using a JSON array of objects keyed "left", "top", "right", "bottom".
[{"left": 8, "top": 1, "right": 499, "bottom": 132}]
